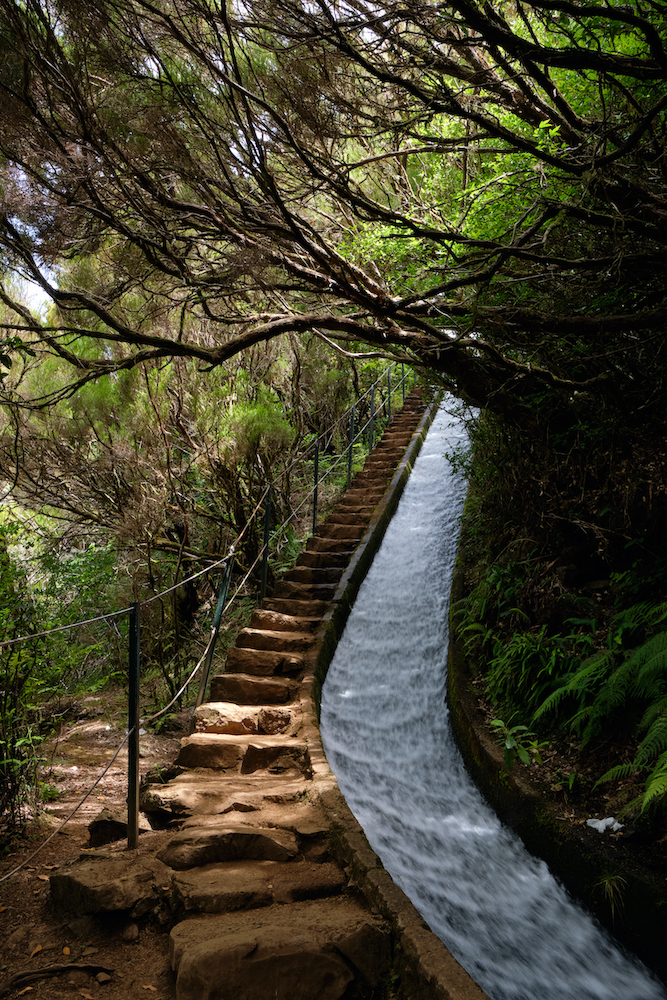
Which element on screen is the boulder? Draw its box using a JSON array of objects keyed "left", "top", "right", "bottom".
[
  {"left": 88, "top": 806, "right": 152, "bottom": 847},
  {"left": 49, "top": 853, "right": 170, "bottom": 915}
]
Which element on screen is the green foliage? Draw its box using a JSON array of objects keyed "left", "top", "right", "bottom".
[
  {"left": 528, "top": 601, "right": 667, "bottom": 816},
  {"left": 490, "top": 718, "right": 547, "bottom": 770},
  {"left": 594, "top": 871, "right": 627, "bottom": 925}
]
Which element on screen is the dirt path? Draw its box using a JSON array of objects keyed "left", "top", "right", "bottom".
[{"left": 0, "top": 694, "right": 186, "bottom": 1000}]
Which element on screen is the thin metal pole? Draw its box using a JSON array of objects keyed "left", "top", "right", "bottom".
[
  {"left": 260, "top": 487, "right": 272, "bottom": 603},
  {"left": 312, "top": 442, "right": 319, "bottom": 535},
  {"left": 387, "top": 370, "right": 392, "bottom": 422},
  {"left": 347, "top": 405, "right": 355, "bottom": 488},
  {"left": 194, "top": 558, "right": 234, "bottom": 712},
  {"left": 127, "top": 602, "right": 140, "bottom": 850},
  {"left": 402, "top": 363, "right": 406, "bottom": 403},
  {"left": 369, "top": 387, "right": 375, "bottom": 451}
]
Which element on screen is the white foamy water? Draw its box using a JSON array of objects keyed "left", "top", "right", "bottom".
[{"left": 320, "top": 404, "right": 665, "bottom": 1000}]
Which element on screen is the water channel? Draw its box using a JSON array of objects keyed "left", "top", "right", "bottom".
[{"left": 320, "top": 404, "right": 666, "bottom": 1000}]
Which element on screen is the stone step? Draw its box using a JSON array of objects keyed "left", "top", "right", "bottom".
[
  {"left": 305, "top": 535, "right": 360, "bottom": 554},
  {"left": 250, "top": 609, "right": 320, "bottom": 632},
  {"left": 336, "top": 488, "right": 385, "bottom": 502},
  {"left": 169, "top": 898, "right": 390, "bottom": 1000},
  {"left": 236, "top": 627, "right": 317, "bottom": 653},
  {"left": 175, "top": 733, "right": 311, "bottom": 776},
  {"left": 141, "top": 774, "right": 307, "bottom": 818},
  {"left": 193, "top": 703, "right": 296, "bottom": 737},
  {"left": 295, "top": 549, "right": 353, "bottom": 569},
  {"left": 319, "top": 510, "right": 369, "bottom": 527},
  {"left": 158, "top": 824, "right": 300, "bottom": 870},
  {"left": 310, "top": 522, "right": 363, "bottom": 540},
  {"left": 272, "top": 580, "right": 337, "bottom": 600},
  {"left": 282, "top": 565, "right": 343, "bottom": 585},
  {"left": 225, "top": 646, "right": 307, "bottom": 676},
  {"left": 210, "top": 673, "right": 296, "bottom": 705},
  {"left": 261, "top": 597, "right": 330, "bottom": 617},
  {"left": 170, "top": 859, "right": 346, "bottom": 915},
  {"left": 179, "top": 796, "right": 331, "bottom": 850}
]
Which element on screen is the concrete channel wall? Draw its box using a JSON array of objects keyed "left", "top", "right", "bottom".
[{"left": 302, "top": 398, "right": 491, "bottom": 1000}]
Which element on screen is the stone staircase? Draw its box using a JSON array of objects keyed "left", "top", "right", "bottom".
[{"left": 49, "top": 392, "right": 489, "bottom": 1000}]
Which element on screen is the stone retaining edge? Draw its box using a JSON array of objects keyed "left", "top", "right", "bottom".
[
  {"left": 298, "top": 398, "right": 491, "bottom": 1000},
  {"left": 447, "top": 537, "right": 667, "bottom": 986}
]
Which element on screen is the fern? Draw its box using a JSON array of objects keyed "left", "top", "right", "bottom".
[
  {"left": 643, "top": 751, "right": 667, "bottom": 812},
  {"left": 578, "top": 657, "right": 636, "bottom": 744},
  {"left": 596, "top": 761, "right": 636, "bottom": 787},
  {"left": 634, "top": 714, "right": 667, "bottom": 770},
  {"left": 608, "top": 601, "right": 667, "bottom": 647},
  {"left": 532, "top": 650, "right": 614, "bottom": 724},
  {"left": 638, "top": 694, "right": 667, "bottom": 733},
  {"left": 630, "top": 632, "right": 667, "bottom": 701}
]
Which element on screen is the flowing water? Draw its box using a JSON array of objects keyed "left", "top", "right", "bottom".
[{"left": 320, "top": 404, "right": 666, "bottom": 1000}]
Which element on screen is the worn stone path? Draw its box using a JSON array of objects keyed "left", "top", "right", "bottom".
[{"left": 50, "top": 392, "right": 490, "bottom": 1000}]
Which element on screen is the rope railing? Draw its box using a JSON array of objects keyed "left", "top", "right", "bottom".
[{"left": 0, "top": 361, "right": 416, "bottom": 868}]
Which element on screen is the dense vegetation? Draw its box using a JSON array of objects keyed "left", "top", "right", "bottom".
[{"left": 0, "top": 0, "right": 666, "bottom": 834}]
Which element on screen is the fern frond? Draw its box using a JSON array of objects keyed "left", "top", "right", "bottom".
[
  {"left": 611, "top": 601, "right": 667, "bottom": 634},
  {"left": 581, "top": 657, "right": 636, "bottom": 744},
  {"left": 642, "top": 750, "right": 667, "bottom": 813},
  {"left": 631, "top": 631, "right": 667, "bottom": 700},
  {"left": 634, "top": 715, "right": 667, "bottom": 770},
  {"left": 638, "top": 695, "right": 667, "bottom": 733},
  {"left": 532, "top": 650, "right": 614, "bottom": 724},
  {"left": 595, "top": 761, "right": 636, "bottom": 787}
]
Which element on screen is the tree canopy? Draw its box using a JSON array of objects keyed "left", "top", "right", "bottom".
[{"left": 0, "top": 0, "right": 666, "bottom": 420}]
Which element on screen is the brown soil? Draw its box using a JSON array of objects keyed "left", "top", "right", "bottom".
[{"left": 0, "top": 693, "right": 186, "bottom": 1000}]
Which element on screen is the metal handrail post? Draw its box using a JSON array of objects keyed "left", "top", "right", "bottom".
[
  {"left": 387, "top": 369, "right": 392, "bottom": 422},
  {"left": 127, "top": 602, "right": 140, "bottom": 850},
  {"left": 260, "top": 487, "right": 272, "bottom": 603},
  {"left": 369, "top": 387, "right": 375, "bottom": 450},
  {"left": 312, "top": 442, "right": 319, "bottom": 535},
  {"left": 347, "top": 405, "right": 355, "bottom": 488},
  {"left": 194, "top": 557, "right": 234, "bottom": 712}
]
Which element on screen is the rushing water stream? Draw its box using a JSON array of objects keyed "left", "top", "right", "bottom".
[{"left": 320, "top": 405, "right": 666, "bottom": 1000}]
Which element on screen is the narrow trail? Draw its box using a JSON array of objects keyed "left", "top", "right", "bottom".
[{"left": 320, "top": 404, "right": 666, "bottom": 1000}]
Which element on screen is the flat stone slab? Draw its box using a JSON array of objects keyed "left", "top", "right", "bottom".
[
  {"left": 296, "top": 550, "right": 352, "bottom": 569},
  {"left": 50, "top": 851, "right": 171, "bottom": 915},
  {"left": 171, "top": 859, "right": 346, "bottom": 913},
  {"left": 178, "top": 796, "right": 332, "bottom": 858},
  {"left": 174, "top": 734, "right": 310, "bottom": 776},
  {"left": 170, "top": 898, "right": 390, "bottom": 1000},
  {"left": 285, "top": 566, "right": 343, "bottom": 584},
  {"left": 210, "top": 673, "right": 295, "bottom": 704},
  {"left": 305, "top": 535, "right": 363, "bottom": 553},
  {"left": 193, "top": 703, "right": 295, "bottom": 736},
  {"left": 225, "top": 646, "right": 307, "bottom": 676},
  {"left": 273, "top": 580, "right": 337, "bottom": 599},
  {"left": 157, "top": 825, "right": 299, "bottom": 870},
  {"left": 235, "top": 628, "right": 316, "bottom": 653},
  {"left": 140, "top": 774, "right": 307, "bottom": 817},
  {"left": 250, "top": 609, "right": 320, "bottom": 632},
  {"left": 261, "top": 598, "right": 329, "bottom": 617}
]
